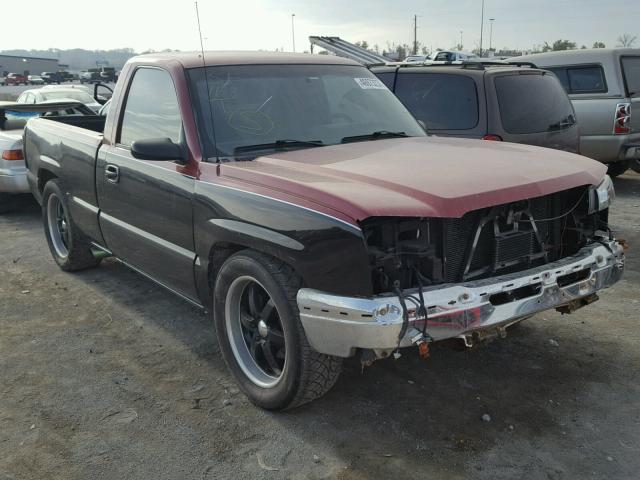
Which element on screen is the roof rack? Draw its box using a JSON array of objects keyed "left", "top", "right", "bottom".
[{"left": 386, "top": 60, "right": 539, "bottom": 70}]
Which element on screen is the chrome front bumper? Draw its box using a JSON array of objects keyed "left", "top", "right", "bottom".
[{"left": 297, "top": 240, "right": 624, "bottom": 357}]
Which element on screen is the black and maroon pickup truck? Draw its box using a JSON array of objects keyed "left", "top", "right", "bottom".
[{"left": 23, "top": 52, "right": 624, "bottom": 410}]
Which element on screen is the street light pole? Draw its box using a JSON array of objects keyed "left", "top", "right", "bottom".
[
  {"left": 479, "top": 0, "right": 485, "bottom": 57},
  {"left": 489, "top": 18, "right": 495, "bottom": 53},
  {"left": 413, "top": 14, "right": 418, "bottom": 55},
  {"left": 291, "top": 14, "right": 296, "bottom": 53}
]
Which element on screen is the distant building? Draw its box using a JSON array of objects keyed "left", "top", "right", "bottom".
[{"left": 0, "top": 54, "right": 59, "bottom": 76}]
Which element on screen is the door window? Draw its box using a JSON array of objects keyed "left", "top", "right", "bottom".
[
  {"left": 548, "top": 65, "right": 607, "bottom": 94},
  {"left": 394, "top": 72, "right": 479, "bottom": 130},
  {"left": 119, "top": 68, "right": 182, "bottom": 147},
  {"left": 495, "top": 73, "right": 575, "bottom": 134},
  {"left": 621, "top": 56, "right": 640, "bottom": 96}
]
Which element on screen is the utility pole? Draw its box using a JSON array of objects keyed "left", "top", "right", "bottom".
[
  {"left": 291, "top": 13, "right": 296, "bottom": 53},
  {"left": 489, "top": 18, "right": 495, "bottom": 53},
  {"left": 479, "top": 0, "right": 485, "bottom": 57},
  {"left": 413, "top": 15, "right": 418, "bottom": 55},
  {"left": 460, "top": 30, "right": 463, "bottom": 50}
]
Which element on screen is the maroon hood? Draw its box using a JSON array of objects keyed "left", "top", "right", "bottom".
[{"left": 218, "top": 136, "right": 606, "bottom": 222}]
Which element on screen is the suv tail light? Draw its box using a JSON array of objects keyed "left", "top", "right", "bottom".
[
  {"left": 613, "top": 103, "right": 631, "bottom": 135},
  {"left": 482, "top": 134, "right": 503, "bottom": 141},
  {"left": 2, "top": 149, "right": 24, "bottom": 161}
]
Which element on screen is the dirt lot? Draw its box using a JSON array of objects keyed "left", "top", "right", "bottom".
[{"left": 1, "top": 173, "right": 639, "bottom": 480}]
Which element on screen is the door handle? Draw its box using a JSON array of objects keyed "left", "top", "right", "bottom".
[{"left": 105, "top": 164, "right": 119, "bottom": 183}]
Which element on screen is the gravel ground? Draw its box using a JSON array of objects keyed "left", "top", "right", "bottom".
[{"left": 1, "top": 173, "right": 639, "bottom": 480}]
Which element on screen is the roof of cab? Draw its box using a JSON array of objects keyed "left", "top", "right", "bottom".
[
  {"left": 515, "top": 48, "right": 640, "bottom": 66},
  {"left": 127, "top": 51, "right": 362, "bottom": 69}
]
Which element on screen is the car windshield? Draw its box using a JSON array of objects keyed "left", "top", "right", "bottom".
[
  {"left": 41, "top": 91, "right": 94, "bottom": 103},
  {"left": 187, "top": 64, "right": 425, "bottom": 160}
]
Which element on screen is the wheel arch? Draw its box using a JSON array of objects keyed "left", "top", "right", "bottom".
[{"left": 196, "top": 222, "right": 307, "bottom": 310}]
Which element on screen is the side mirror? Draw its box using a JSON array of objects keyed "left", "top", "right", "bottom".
[
  {"left": 94, "top": 82, "right": 113, "bottom": 105},
  {"left": 131, "top": 138, "right": 186, "bottom": 163}
]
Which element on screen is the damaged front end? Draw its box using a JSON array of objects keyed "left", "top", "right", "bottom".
[
  {"left": 363, "top": 183, "right": 613, "bottom": 294},
  {"left": 296, "top": 180, "right": 624, "bottom": 359}
]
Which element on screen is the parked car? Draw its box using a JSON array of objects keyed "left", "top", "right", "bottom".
[
  {"left": 16, "top": 87, "right": 102, "bottom": 113},
  {"left": 41, "top": 83, "right": 113, "bottom": 104},
  {"left": 372, "top": 62, "right": 580, "bottom": 153},
  {"left": 430, "top": 50, "right": 480, "bottom": 62},
  {"left": 41, "top": 72, "right": 63, "bottom": 84},
  {"left": 80, "top": 70, "right": 102, "bottom": 84},
  {"left": 28, "top": 75, "right": 45, "bottom": 85},
  {"left": 23, "top": 52, "right": 624, "bottom": 410},
  {"left": 5, "top": 73, "right": 28, "bottom": 85},
  {"left": 0, "top": 101, "right": 95, "bottom": 213},
  {"left": 514, "top": 49, "right": 640, "bottom": 176},
  {"left": 403, "top": 55, "right": 430, "bottom": 63}
]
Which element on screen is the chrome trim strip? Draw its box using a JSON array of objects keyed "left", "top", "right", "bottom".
[
  {"left": 197, "top": 179, "right": 362, "bottom": 233},
  {"left": 99, "top": 212, "right": 195, "bottom": 260},
  {"left": 71, "top": 196, "right": 99, "bottom": 214}
]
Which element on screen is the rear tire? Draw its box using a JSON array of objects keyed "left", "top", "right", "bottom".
[
  {"left": 42, "top": 179, "right": 100, "bottom": 271},
  {"left": 607, "top": 161, "right": 629, "bottom": 178},
  {"left": 213, "top": 250, "right": 342, "bottom": 410}
]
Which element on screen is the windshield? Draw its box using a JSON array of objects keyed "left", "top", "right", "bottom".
[
  {"left": 41, "top": 91, "right": 94, "bottom": 103},
  {"left": 187, "top": 64, "right": 425, "bottom": 160}
]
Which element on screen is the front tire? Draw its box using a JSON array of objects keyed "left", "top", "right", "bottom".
[
  {"left": 213, "top": 251, "right": 342, "bottom": 410},
  {"left": 42, "top": 179, "right": 100, "bottom": 271}
]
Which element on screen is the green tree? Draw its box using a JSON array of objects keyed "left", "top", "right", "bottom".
[
  {"left": 551, "top": 39, "right": 577, "bottom": 51},
  {"left": 593, "top": 41, "right": 606, "bottom": 48}
]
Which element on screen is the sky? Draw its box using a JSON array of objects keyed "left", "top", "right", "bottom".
[{"left": 2, "top": 0, "right": 639, "bottom": 54}]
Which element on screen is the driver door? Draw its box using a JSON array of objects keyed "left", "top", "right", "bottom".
[{"left": 96, "top": 67, "right": 198, "bottom": 301}]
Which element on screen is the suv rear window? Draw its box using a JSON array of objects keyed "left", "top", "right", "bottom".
[
  {"left": 394, "top": 73, "right": 479, "bottom": 130},
  {"left": 621, "top": 56, "right": 640, "bottom": 96},
  {"left": 548, "top": 65, "right": 607, "bottom": 94},
  {"left": 495, "top": 73, "right": 575, "bottom": 134}
]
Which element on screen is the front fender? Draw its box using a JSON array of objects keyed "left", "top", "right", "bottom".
[{"left": 192, "top": 181, "right": 372, "bottom": 307}]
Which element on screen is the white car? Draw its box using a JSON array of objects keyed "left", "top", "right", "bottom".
[
  {"left": 16, "top": 87, "right": 101, "bottom": 113},
  {"left": 0, "top": 101, "right": 94, "bottom": 212},
  {"left": 28, "top": 75, "right": 45, "bottom": 85},
  {"left": 430, "top": 50, "right": 480, "bottom": 62},
  {"left": 403, "top": 55, "right": 430, "bottom": 63}
]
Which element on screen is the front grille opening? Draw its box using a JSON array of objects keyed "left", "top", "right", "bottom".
[
  {"left": 557, "top": 268, "right": 591, "bottom": 288},
  {"left": 489, "top": 283, "right": 542, "bottom": 306}
]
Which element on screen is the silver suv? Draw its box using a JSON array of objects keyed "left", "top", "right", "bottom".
[{"left": 515, "top": 49, "right": 640, "bottom": 176}]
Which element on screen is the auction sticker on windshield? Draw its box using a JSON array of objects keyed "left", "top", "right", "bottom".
[{"left": 354, "top": 77, "right": 387, "bottom": 90}]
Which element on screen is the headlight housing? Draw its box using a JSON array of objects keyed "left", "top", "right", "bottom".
[{"left": 589, "top": 175, "right": 615, "bottom": 213}]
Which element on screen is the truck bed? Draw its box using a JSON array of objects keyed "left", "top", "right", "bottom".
[
  {"left": 37, "top": 115, "right": 106, "bottom": 133},
  {"left": 24, "top": 116, "right": 105, "bottom": 244}
]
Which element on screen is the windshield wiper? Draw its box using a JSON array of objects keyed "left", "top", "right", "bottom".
[
  {"left": 234, "top": 139, "right": 324, "bottom": 155},
  {"left": 547, "top": 115, "right": 576, "bottom": 132},
  {"left": 341, "top": 131, "right": 409, "bottom": 144}
]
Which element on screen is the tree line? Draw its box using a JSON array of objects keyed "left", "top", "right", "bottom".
[{"left": 357, "top": 33, "right": 637, "bottom": 60}]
